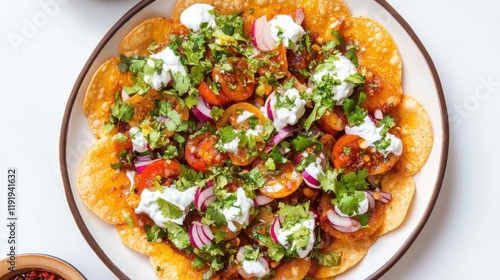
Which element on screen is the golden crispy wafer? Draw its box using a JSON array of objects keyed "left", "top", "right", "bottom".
[
  {"left": 83, "top": 57, "right": 133, "bottom": 138},
  {"left": 378, "top": 170, "right": 416, "bottom": 235},
  {"left": 394, "top": 95, "right": 433, "bottom": 176},
  {"left": 300, "top": 0, "right": 351, "bottom": 41},
  {"left": 119, "top": 18, "right": 188, "bottom": 57},
  {"left": 116, "top": 224, "right": 154, "bottom": 255},
  {"left": 342, "top": 16, "right": 402, "bottom": 93},
  {"left": 312, "top": 235, "right": 377, "bottom": 278},
  {"left": 149, "top": 242, "right": 207, "bottom": 280},
  {"left": 77, "top": 136, "right": 133, "bottom": 224}
]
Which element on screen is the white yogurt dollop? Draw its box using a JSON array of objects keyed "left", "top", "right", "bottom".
[{"left": 180, "top": 4, "right": 217, "bottom": 32}]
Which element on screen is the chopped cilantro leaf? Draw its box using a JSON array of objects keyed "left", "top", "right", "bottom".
[
  {"left": 378, "top": 115, "right": 396, "bottom": 136},
  {"left": 191, "top": 257, "right": 206, "bottom": 270},
  {"left": 172, "top": 71, "right": 191, "bottom": 95},
  {"left": 331, "top": 168, "right": 370, "bottom": 216},
  {"left": 145, "top": 224, "right": 166, "bottom": 242},
  {"left": 110, "top": 91, "right": 134, "bottom": 124},
  {"left": 296, "top": 153, "right": 317, "bottom": 172},
  {"left": 342, "top": 96, "right": 368, "bottom": 126},
  {"left": 346, "top": 44, "right": 359, "bottom": 67},
  {"left": 344, "top": 73, "right": 366, "bottom": 84},
  {"left": 241, "top": 167, "right": 266, "bottom": 188},
  {"left": 291, "top": 134, "right": 316, "bottom": 152},
  {"left": 202, "top": 205, "right": 227, "bottom": 227},
  {"left": 175, "top": 164, "right": 204, "bottom": 191},
  {"left": 318, "top": 168, "right": 340, "bottom": 193},
  {"left": 355, "top": 214, "right": 370, "bottom": 227},
  {"left": 157, "top": 197, "right": 183, "bottom": 219},
  {"left": 312, "top": 249, "right": 342, "bottom": 267},
  {"left": 164, "top": 221, "right": 191, "bottom": 250}
]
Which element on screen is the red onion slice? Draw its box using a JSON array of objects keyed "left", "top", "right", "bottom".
[
  {"left": 326, "top": 209, "right": 361, "bottom": 233},
  {"left": 252, "top": 16, "right": 275, "bottom": 51},
  {"left": 269, "top": 217, "right": 282, "bottom": 244},
  {"left": 121, "top": 89, "right": 130, "bottom": 102},
  {"left": 263, "top": 125, "right": 298, "bottom": 153},
  {"left": 368, "top": 190, "right": 392, "bottom": 204},
  {"left": 188, "top": 223, "right": 205, "bottom": 249},
  {"left": 302, "top": 168, "right": 321, "bottom": 189},
  {"left": 192, "top": 96, "right": 214, "bottom": 123},
  {"left": 198, "top": 222, "right": 214, "bottom": 245},
  {"left": 188, "top": 221, "right": 214, "bottom": 249},
  {"left": 294, "top": 8, "right": 305, "bottom": 24},
  {"left": 253, "top": 195, "right": 275, "bottom": 206},
  {"left": 194, "top": 185, "right": 216, "bottom": 211},
  {"left": 363, "top": 191, "right": 376, "bottom": 210},
  {"left": 264, "top": 91, "right": 276, "bottom": 121}
]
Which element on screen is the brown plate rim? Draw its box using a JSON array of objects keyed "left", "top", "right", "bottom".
[{"left": 59, "top": 0, "right": 449, "bottom": 279}]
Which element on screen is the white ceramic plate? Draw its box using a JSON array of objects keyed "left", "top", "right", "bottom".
[{"left": 60, "top": 0, "right": 448, "bottom": 279}]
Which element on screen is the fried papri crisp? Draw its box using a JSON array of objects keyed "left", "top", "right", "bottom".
[
  {"left": 116, "top": 224, "right": 153, "bottom": 255},
  {"left": 149, "top": 242, "right": 207, "bottom": 280},
  {"left": 378, "top": 170, "right": 416, "bottom": 236},
  {"left": 299, "top": 0, "right": 351, "bottom": 41},
  {"left": 77, "top": 137, "right": 133, "bottom": 225},
  {"left": 342, "top": 16, "right": 402, "bottom": 93},
  {"left": 312, "top": 236, "right": 377, "bottom": 278},
  {"left": 83, "top": 57, "right": 132, "bottom": 139},
  {"left": 394, "top": 95, "right": 433, "bottom": 176},
  {"left": 119, "top": 18, "right": 188, "bottom": 57}
]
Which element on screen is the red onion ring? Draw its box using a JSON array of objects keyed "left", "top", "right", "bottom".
[
  {"left": 253, "top": 195, "right": 275, "bottom": 206},
  {"left": 121, "top": 89, "right": 130, "bottom": 102},
  {"left": 326, "top": 209, "right": 361, "bottom": 233},
  {"left": 192, "top": 96, "right": 214, "bottom": 123},
  {"left": 188, "top": 221, "right": 214, "bottom": 249},
  {"left": 368, "top": 190, "right": 392, "bottom": 204},
  {"left": 363, "top": 191, "right": 376, "bottom": 210},
  {"left": 263, "top": 125, "right": 298, "bottom": 153},
  {"left": 294, "top": 8, "right": 305, "bottom": 24},
  {"left": 252, "top": 16, "right": 276, "bottom": 51},
  {"left": 270, "top": 217, "right": 282, "bottom": 243},
  {"left": 194, "top": 185, "right": 216, "bottom": 211},
  {"left": 264, "top": 91, "right": 276, "bottom": 121},
  {"left": 302, "top": 168, "right": 321, "bottom": 189}
]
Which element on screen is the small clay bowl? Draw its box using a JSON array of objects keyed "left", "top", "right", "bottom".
[{"left": 0, "top": 254, "right": 85, "bottom": 280}]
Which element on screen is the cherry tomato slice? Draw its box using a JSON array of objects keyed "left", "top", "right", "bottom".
[
  {"left": 185, "top": 132, "right": 228, "bottom": 172},
  {"left": 332, "top": 134, "right": 399, "bottom": 175},
  {"left": 198, "top": 80, "right": 231, "bottom": 106},
  {"left": 212, "top": 57, "right": 255, "bottom": 101},
  {"left": 216, "top": 103, "right": 266, "bottom": 166},
  {"left": 134, "top": 159, "right": 181, "bottom": 194},
  {"left": 216, "top": 102, "right": 266, "bottom": 130},
  {"left": 255, "top": 44, "right": 290, "bottom": 78},
  {"left": 256, "top": 161, "right": 303, "bottom": 198},
  {"left": 317, "top": 107, "right": 347, "bottom": 134}
]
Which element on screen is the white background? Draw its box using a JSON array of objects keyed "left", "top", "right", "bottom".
[{"left": 0, "top": 0, "right": 499, "bottom": 279}]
